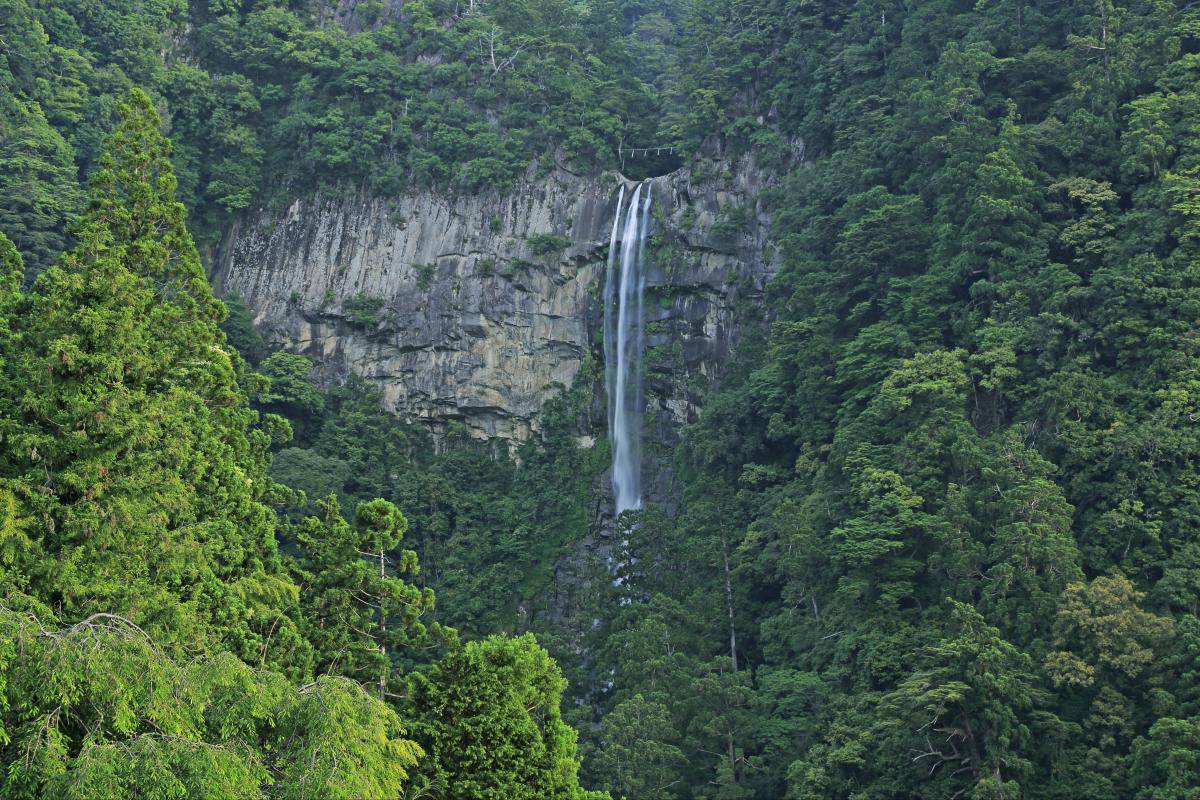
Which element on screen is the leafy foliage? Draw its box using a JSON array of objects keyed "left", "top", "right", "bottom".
[
  {"left": 0, "top": 90, "right": 303, "bottom": 668},
  {"left": 570, "top": 2, "right": 1200, "bottom": 798},
  {"left": 0, "top": 89, "right": 603, "bottom": 799},
  {"left": 343, "top": 293, "right": 386, "bottom": 327},
  {"left": 288, "top": 495, "right": 452, "bottom": 694},
  {"left": 261, "top": 370, "right": 604, "bottom": 638},
  {"left": 0, "top": 0, "right": 664, "bottom": 260},
  {"left": 4, "top": 0, "right": 1200, "bottom": 798},
  {"left": 0, "top": 604, "right": 421, "bottom": 800},
  {"left": 407, "top": 634, "right": 607, "bottom": 800}
]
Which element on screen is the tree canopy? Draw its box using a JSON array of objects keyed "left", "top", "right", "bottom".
[
  {"left": 0, "top": 86, "right": 601, "bottom": 799},
  {"left": 4, "top": 0, "right": 1200, "bottom": 798}
]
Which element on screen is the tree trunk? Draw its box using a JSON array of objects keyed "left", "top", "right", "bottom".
[
  {"left": 378, "top": 546, "right": 387, "bottom": 699},
  {"left": 721, "top": 533, "right": 739, "bottom": 672}
]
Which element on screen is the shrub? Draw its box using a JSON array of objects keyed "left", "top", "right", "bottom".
[
  {"left": 527, "top": 233, "right": 569, "bottom": 257},
  {"left": 345, "top": 293, "right": 386, "bottom": 325}
]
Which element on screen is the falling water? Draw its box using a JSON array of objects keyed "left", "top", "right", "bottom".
[
  {"left": 603, "top": 186, "right": 624, "bottom": 449},
  {"left": 604, "top": 182, "right": 652, "bottom": 515}
]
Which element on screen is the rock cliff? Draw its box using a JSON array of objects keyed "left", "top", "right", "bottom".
[{"left": 214, "top": 153, "right": 777, "bottom": 446}]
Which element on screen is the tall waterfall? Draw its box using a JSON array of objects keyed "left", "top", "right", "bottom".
[{"left": 604, "top": 182, "right": 652, "bottom": 515}]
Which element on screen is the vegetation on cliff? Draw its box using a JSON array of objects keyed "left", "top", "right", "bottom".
[
  {"left": 0, "top": 0, "right": 667, "bottom": 252},
  {"left": 572, "top": 2, "right": 1200, "bottom": 798}
]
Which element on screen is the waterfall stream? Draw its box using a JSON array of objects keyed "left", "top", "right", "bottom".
[{"left": 604, "top": 182, "right": 652, "bottom": 515}]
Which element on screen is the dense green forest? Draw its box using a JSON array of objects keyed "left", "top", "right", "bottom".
[
  {"left": 0, "top": 88, "right": 605, "bottom": 798},
  {"left": 0, "top": 0, "right": 670, "bottom": 256},
  {"left": 4, "top": 0, "right": 1200, "bottom": 798}
]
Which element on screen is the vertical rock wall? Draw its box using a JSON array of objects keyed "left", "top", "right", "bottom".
[
  {"left": 215, "top": 150, "right": 781, "bottom": 646},
  {"left": 215, "top": 155, "right": 777, "bottom": 445}
]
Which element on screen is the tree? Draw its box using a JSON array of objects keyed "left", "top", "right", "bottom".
[
  {"left": 0, "top": 89, "right": 302, "bottom": 669},
  {"left": 269, "top": 447, "right": 352, "bottom": 512},
  {"left": 0, "top": 230, "right": 20, "bottom": 307},
  {"left": 1046, "top": 575, "right": 1173, "bottom": 692},
  {"left": 290, "top": 496, "right": 447, "bottom": 696},
  {"left": 407, "top": 634, "right": 608, "bottom": 800},
  {"left": 219, "top": 292, "right": 268, "bottom": 365},
  {"left": 256, "top": 350, "right": 324, "bottom": 422},
  {"left": 0, "top": 604, "right": 421, "bottom": 800},
  {"left": 883, "top": 600, "right": 1040, "bottom": 799},
  {"left": 1129, "top": 717, "right": 1200, "bottom": 800},
  {"left": 312, "top": 376, "right": 415, "bottom": 503},
  {"left": 686, "top": 659, "right": 757, "bottom": 799},
  {"left": 1045, "top": 575, "right": 1175, "bottom": 790},
  {"left": 591, "top": 694, "right": 685, "bottom": 799},
  {"left": 0, "top": 53, "right": 84, "bottom": 273}
]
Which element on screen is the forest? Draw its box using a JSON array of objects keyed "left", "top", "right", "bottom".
[{"left": 3, "top": 0, "right": 1200, "bottom": 798}]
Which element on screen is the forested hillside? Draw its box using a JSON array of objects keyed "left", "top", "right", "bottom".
[
  {"left": 0, "top": 88, "right": 605, "bottom": 798},
  {"left": 3, "top": 0, "right": 1200, "bottom": 798},
  {"left": 0, "top": 0, "right": 668, "bottom": 256},
  {"left": 588, "top": 2, "right": 1200, "bottom": 797}
]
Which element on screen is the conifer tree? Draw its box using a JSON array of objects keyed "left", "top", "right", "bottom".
[
  {"left": 0, "top": 231, "right": 20, "bottom": 300},
  {"left": 0, "top": 605, "right": 421, "bottom": 800},
  {"left": 0, "top": 89, "right": 304, "bottom": 669},
  {"left": 289, "top": 495, "right": 449, "bottom": 696},
  {"left": 0, "top": 94, "right": 84, "bottom": 274},
  {"left": 407, "top": 634, "right": 608, "bottom": 800}
]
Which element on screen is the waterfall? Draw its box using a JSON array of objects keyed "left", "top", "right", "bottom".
[
  {"left": 603, "top": 186, "right": 624, "bottom": 449},
  {"left": 604, "top": 182, "right": 652, "bottom": 515}
]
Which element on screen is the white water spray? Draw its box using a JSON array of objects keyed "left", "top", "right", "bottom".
[
  {"left": 603, "top": 186, "right": 624, "bottom": 448},
  {"left": 604, "top": 182, "right": 652, "bottom": 515}
]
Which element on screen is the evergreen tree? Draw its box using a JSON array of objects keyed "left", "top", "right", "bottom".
[
  {"left": 407, "top": 634, "right": 608, "bottom": 800},
  {"left": 0, "top": 89, "right": 305, "bottom": 670},
  {"left": 882, "top": 601, "right": 1043, "bottom": 799},
  {"left": 0, "top": 95, "right": 82, "bottom": 274},
  {"left": 0, "top": 231, "right": 20, "bottom": 305},
  {"left": 591, "top": 693, "right": 686, "bottom": 799},
  {"left": 0, "top": 605, "right": 421, "bottom": 800},
  {"left": 5, "top": 1, "right": 1200, "bottom": 798},
  {"left": 289, "top": 495, "right": 449, "bottom": 696}
]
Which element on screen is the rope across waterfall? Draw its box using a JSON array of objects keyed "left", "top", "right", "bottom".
[
  {"left": 604, "top": 182, "right": 652, "bottom": 515},
  {"left": 617, "top": 145, "right": 678, "bottom": 170}
]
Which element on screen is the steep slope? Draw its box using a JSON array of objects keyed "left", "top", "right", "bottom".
[{"left": 216, "top": 152, "right": 778, "bottom": 442}]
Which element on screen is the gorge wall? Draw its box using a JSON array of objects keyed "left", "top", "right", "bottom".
[{"left": 214, "top": 153, "right": 779, "bottom": 453}]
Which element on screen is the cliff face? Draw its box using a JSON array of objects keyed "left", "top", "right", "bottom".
[
  {"left": 216, "top": 152, "right": 780, "bottom": 638},
  {"left": 215, "top": 154, "right": 777, "bottom": 445}
]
